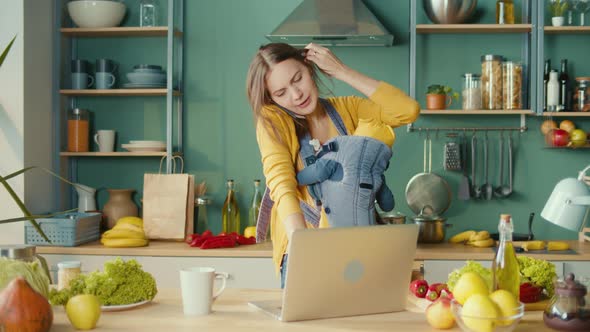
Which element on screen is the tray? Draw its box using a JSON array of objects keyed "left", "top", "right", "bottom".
[{"left": 25, "top": 212, "right": 101, "bottom": 247}]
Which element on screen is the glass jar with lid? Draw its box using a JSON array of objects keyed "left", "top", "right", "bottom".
[
  {"left": 573, "top": 77, "right": 590, "bottom": 112},
  {"left": 462, "top": 73, "right": 482, "bottom": 110},
  {"left": 57, "top": 261, "right": 81, "bottom": 290},
  {"left": 481, "top": 55, "right": 504, "bottom": 110},
  {"left": 67, "top": 108, "right": 89, "bottom": 152},
  {"left": 543, "top": 273, "right": 590, "bottom": 331},
  {"left": 502, "top": 61, "right": 523, "bottom": 110}
]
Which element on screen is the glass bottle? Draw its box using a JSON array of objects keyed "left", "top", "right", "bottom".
[
  {"left": 248, "top": 180, "right": 262, "bottom": 228},
  {"left": 461, "top": 73, "right": 482, "bottom": 110},
  {"left": 496, "top": 0, "right": 515, "bottom": 24},
  {"left": 222, "top": 179, "right": 240, "bottom": 234},
  {"left": 140, "top": 0, "right": 158, "bottom": 27},
  {"left": 492, "top": 214, "right": 520, "bottom": 300},
  {"left": 573, "top": 77, "right": 590, "bottom": 112},
  {"left": 543, "top": 59, "right": 551, "bottom": 112},
  {"left": 547, "top": 70, "right": 560, "bottom": 111},
  {"left": 67, "top": 108, "right": 89, "bottom": 152},
  {"left": 559, "top": 59, "right": 570, "bottom": 111},
  {"left": 195, "top": 196, "right": 211, "bottom": 234}
]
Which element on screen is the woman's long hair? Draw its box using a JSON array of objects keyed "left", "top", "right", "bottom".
[{"left": 245, "top": 43, "right": 328, "bottom": 142}]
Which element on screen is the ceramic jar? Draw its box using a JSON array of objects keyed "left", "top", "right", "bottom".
[{"left": 102, "top": 189, "right": 138, "bottom": 229}]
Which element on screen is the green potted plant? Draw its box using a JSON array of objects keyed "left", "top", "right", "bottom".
[
  {"left": 549, "top": 0, "right": 569, "bottom": 26},
  {"left": 426, "top": 84, "right": 459, "bottom": 110}
]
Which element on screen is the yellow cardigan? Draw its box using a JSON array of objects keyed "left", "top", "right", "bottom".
[{"left": 255, "top": 82, "right": 420, "bottom": 274}]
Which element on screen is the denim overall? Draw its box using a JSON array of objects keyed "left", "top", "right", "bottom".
[{"left": 255, "top": 99, "right": 394, "bottom": 287}]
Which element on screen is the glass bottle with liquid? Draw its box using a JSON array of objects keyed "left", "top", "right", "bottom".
[
  {"left": 496, "top": 0, "right": 515, "bottom": 24},
  {"left": 248, "top": 180, "right": 262, "bottom": 228},
  {"left": 67, "top": 108, "right": 89, "bottom": 152},
  {"left": 222, "top": 179, "right": 240, "bottom": 234},
  {"left": 492, "top": 214, "right": 520, "bottom": 300}
]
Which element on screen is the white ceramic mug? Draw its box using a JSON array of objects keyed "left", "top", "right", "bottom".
[
  {"left": 93, "top": 130, "right": 115, "bottom": 152},
  {"left": 179, "top": 267, "right": 228, "bottom": 316}
]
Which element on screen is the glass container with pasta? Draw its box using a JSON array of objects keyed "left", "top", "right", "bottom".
[
  {"left": 481, "top": 55, "right": 504, "bottom": 110},
  {"left": 502, "top": 61, "right": 523, "bottom": 110}
]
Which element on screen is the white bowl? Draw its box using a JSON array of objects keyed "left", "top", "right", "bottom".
[
  {"left": 126, "top": 72, "right": 166, "bottom": 84},
  {"left": 67, "top": 0, "right": 126, "bottom": 28}
]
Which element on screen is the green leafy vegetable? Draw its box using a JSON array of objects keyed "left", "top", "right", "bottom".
[
  {"left": 49, "top": 258, "right": 157, "bottom": 306},
  {"left": 517, "top": 256, "right": 557, "bottom": 297},
  {"left": 447, "top": 261, "right": 493, "bottom": 292},
  {"left": 0, "top": 257, "right": 50, "bottom": 298}
]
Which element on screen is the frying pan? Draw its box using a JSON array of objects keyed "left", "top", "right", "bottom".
[
  {"left": 490, "top": 212, "right": 535, "bottom": 241},
  {"left": 405, "top": 134, "right": 452, "bottom": 216}
]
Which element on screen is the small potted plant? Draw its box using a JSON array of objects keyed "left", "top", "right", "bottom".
[
  {"left": 549, "top": 0, "right": 569, "bottom": 26},
  {"left": 426, "top": 84, "right": 459, "bottom": 110}
]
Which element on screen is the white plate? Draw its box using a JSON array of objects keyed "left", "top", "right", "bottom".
[
  {"left": 130, "top": 140, "right": 165, "bottom": 146},
  {"left": 101, "top": 299, "right": 151, "bottom": 312},
  {"left": 122, "top": 144, "right": 166, "bottom": 152}
]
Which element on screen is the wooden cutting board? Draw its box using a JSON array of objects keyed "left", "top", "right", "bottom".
[{"left": 524, "top": 298, "right": 550, "bottom": 311}]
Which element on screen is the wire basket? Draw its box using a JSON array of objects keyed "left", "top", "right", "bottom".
[{"left": 25, "top": 212, "right": 101, "bottom": 247}]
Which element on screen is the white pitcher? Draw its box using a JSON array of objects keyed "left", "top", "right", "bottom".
[{"left": 75, "top": 184, "right": 97, "bottom": 212}]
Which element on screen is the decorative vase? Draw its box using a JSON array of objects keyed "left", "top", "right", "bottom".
[
  {"left": 426, "top": 94, "right": 452, "bottom": 110},
  {"left": 102, "top": 189, "right": 138, "bottom": 229},
  {"left": 552, "top": 16, "right": 565, "bottom": 26}
]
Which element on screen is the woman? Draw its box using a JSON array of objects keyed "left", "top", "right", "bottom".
[{"left": 245, "top": 42, "right": 419, "bottom": 285}]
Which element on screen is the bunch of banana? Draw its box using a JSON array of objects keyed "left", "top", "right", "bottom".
[
  {"left": 547, "top": 241, "right": 570, "bottom": 251},
  {"left": 101, "top": 216, "right": 149, "bottom": 248},
  {"left": 521, "top": 240, "right": 546, "bottom": 251},
  {"left": 449, "top": 230, "right": 495, "bottom": 248}
]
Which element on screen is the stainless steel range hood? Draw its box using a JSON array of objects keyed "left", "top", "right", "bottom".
[{"left": 266, "top": 0, "right": 393, "bottom": 47}]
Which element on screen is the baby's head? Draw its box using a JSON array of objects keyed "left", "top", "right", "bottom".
[{"left": 354, "top": 118, "right": 394, "bottom": 147}]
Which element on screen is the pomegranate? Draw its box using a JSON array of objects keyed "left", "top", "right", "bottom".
[{"left": 0, "top": 277, "right": 53, "bottom": 332}]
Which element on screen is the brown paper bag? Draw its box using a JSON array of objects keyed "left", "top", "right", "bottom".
[{"left": 143, "top": 157, "right": 195, "bottom": 240}]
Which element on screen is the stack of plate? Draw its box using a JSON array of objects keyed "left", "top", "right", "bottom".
[
  {"left": 123, "top": 65, "right": 167, "bottom": 88},
  {"left": 122, "top": 140, "right": 166, "bottom": 152}
]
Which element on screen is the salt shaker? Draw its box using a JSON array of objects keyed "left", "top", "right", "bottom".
[{"left": 140, "top": 0, "right": 158, "bottom": 27}]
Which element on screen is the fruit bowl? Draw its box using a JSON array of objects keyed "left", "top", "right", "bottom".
[
  {"left": 451, "top": 299, "right": 525, "bottom": 332},
  {"left": 67, "top": 1, "right": 126, "bottom": 28}
]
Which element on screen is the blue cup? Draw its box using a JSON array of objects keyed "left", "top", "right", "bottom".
[
  {"left": 95, "top": 72, "right": 116, "bottom": 89},
  {"left": 71, "top": 73, "right": 94, "bottom": 89}
]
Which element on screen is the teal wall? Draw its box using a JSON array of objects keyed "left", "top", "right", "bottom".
[{"left": 71, "top": 0, "right": 589, "bottom": 239}]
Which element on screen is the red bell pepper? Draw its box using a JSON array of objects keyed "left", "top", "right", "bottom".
[
  {"left": 426, "top": 283, "right": 448, "bottom": 301},
  {"left": 520, "top": 283, "right": 542, "bottom": 303},
  {"left": 188, "top": 230, "right": 214, "bottom": 247},
  {"left": 200, "top": 235, "right": 236, "bottom": 249},
  {"left": 409, "top": 279, "right": 429, "bottom": 298}
]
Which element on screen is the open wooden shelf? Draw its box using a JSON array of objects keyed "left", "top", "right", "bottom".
[
  {"left": 420, "top": 109, "right": 534, "bottom": 115},
  {"left": 416, "top": 24, "right": 532, "bottom": 34},
  {"left": 60, "top": 151, "right": 182, "bottom": 157},
  {"left": 60, "top": 27, "right": 183, "bottom": 37},
  {"left": 60, "top": 89, "right": 181, "bottom": 96},
  {"left": 544, "top": 26, "right": 590, "bottom": 34},
  {"left": 541, "top": 112, "right": 590, "bottom": 117},
  {"left": 544, "top": 144, "right": 590, "bottom": 149}
]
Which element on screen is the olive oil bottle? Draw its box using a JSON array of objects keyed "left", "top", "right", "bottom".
[
  {"left": 222, "top": 179, "right": 240, "bottom": 234},
  {"left": 492, "top": 214, "right": 520, "bottom": 300}
]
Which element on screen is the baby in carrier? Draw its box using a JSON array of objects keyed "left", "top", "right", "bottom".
[{"left": 296, "top": 117, "right": 395, "bottom": 227}]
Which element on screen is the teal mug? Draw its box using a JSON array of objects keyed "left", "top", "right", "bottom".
[
  {"left": 71, "top": 73, "right": 94, "bottom": 89},
  {"left": 95, "top": 72, "right": 116, "bottom": 89}
]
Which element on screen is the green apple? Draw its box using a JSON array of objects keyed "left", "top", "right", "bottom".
[
  {"left": 66, "top": 294, "right": 101, "bottom": 330},
  {"left": 570, "top": 129, "right": 587, "bottom": 147}
]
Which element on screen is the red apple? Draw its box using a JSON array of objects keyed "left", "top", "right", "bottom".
[
  {"left": 545, "top": 129, "right": 570, "bottom": 147},
  {"left": 425, "top": 296, "right": 455, "bottom": 329}
]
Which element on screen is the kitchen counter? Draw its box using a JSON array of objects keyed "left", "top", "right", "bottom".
[
  {"left": 37, "top": 240, "right": 590, "bottom": 261},
  {"left": 51, "top": 288, "right": 551, "bottom": 332}
]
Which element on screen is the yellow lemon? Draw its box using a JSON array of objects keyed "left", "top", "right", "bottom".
[
  {"left": 453, "top": 272, "right": 490, "bottom": 305},
  {"left": 462, "top": 294, "right": 500, "bottom": 332},
  {"left": 244, "top": 226, "right": 257, "bottom": 238},
  {"left": 489, "top": 289, "right": 520, "bottom": 326}
]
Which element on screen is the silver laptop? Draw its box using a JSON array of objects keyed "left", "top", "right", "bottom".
[{"left": 249, "top": 224, "right": 419, "bottom": 322}]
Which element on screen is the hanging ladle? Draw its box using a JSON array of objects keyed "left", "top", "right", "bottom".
[
  {"left": 481, "top": 131, "right": 493, "bottom": 200},
  {"left": 471, "top": 132, "right": 482, "bottom": 199},
  {"left": 494, "top": 130, "right": 510, "bottom": 198}
]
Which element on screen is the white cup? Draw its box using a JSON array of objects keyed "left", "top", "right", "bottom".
[
  {"left": 93, "top": 130, "right": 115, "bottom": 152},
  {"left": 179, "top": 267, "right": 228, "bottom": 316}
]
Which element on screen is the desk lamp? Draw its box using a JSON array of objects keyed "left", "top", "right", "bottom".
[{"left": 541, "top": 165, "right": 590, "bottom": 242}]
